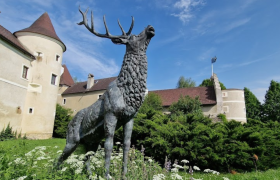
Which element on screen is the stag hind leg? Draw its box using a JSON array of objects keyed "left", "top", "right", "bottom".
[{"left": 56, "top": 110, "right": 85, "bottom": 168}]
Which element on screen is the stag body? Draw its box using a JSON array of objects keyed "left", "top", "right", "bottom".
[{"left": 56, "top": 7, "right": 154, "bottom": 179}]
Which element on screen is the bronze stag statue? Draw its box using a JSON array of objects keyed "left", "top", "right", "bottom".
[{"left": 56, "top": 7, "right": 155, "bottom": 179}]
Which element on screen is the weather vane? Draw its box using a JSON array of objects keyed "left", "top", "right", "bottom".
[{"left": 211, "top": 56, "right": 217, "bottom": 76}]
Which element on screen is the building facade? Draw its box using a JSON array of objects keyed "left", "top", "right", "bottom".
[
  {"left": 58, "top": 69, "right": 247, "bottom": 123},
  {"left": 0, "top": 13, "right": 66, "bottom": 139}
]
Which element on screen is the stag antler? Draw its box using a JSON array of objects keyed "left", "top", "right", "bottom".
[{"left": 78, "top": 6, "right": 134, "bottom": 39}]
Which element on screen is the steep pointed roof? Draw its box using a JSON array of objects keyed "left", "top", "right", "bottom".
[
  {"left": 60, "top": 65, "right": 74, "bottom": 86},
  {"left": 14, "top": 12, "right": 66, "bottom": 51},
  {"left": 0, "top": 25, "right": 35, "bottom": 59}
]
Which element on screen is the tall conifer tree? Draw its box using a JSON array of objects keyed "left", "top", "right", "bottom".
[
  {"left": 244, "top": 87, "right": 262, "bottom": 120},
  {"left": 262, "top": 80, "right": 280, "bottom": 121}
]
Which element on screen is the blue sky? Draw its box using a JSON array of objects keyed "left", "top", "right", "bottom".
[{"left": 1, "top": 0, "right": 279, "bottom": 102}]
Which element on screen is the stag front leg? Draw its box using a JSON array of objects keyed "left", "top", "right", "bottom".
[
  {"left": 104, "top": 113, "right": 117, "bottom": 179},
  {"left": 122, "top": 119, "right": 134, "bottom": 179}
]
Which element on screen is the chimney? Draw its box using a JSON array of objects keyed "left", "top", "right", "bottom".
[{"left": 87, "top": 73, "right": 94, "bottom": 89}]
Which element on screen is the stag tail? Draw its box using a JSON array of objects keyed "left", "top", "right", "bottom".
[{"left": 78, "top": 6, "right": 134, "bottom": 39}]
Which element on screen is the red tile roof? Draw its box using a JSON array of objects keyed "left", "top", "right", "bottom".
[
  {"left": 150, "top": 86, "right": 216, "bottom": 106},
  {"left": 60, "top": 65, "right": 74, "bottom": 86},
  {"left": 14, "top": 12, "right": 66, "bottom": 52},
  {"left": 0, "top": 25, "right": 35, "bottom": 59},
  {"left": 62, "top": 77, "right": 117, "bottom": 95}
]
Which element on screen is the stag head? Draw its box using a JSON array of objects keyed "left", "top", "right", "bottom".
[{"left": 78, "top": 7, "right": 155, "bottom": 54}]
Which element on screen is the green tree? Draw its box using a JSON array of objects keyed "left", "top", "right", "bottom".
[
  {"left": 114, "top": 93, "right": 163, "bottom": 143},
  {"left": 244, "top": 87, "right": 262, "bottom": 120},
  {"left": 138, "top": 93, "right": 163, "bottom": 114},
  {"left": 262, "top": 80, "right": 280, "bottom": 121},
  {"left": 73, "top": 76, "right": 80, "bottom": 83},
  {"left": 199, "top": 78, "right": 226, "bottom": 90},
  {"left": 169, "top": 95, "right": 202, "bottom": 115},
  {"left": 53, "top": 104, "right": 73, "bottom": 138},
  {"left": 176, "top": 76, "right": 196, "bottom": 88}
]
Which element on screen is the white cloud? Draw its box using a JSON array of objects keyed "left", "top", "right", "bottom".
[
  {"left": 222, "top": 18, "right": 251, "bottom": 33},
  {"left": 251, "top": 88, "right": 267, "bottom": 103},
  {"left": 198, "top": 47, "right": 216, "bottom": 61},
  {"left": 64, "top": 40, "right": 119, "bottom": 79},
  {"left": 239, "top": 50, "right": 280, "bottom": 67},
  {"left": 171, "top": 0, "right": 205, "bottom": 23}
]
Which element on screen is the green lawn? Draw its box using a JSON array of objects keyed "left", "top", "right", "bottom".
[{"left": 0, "top": 139, "right": 279, "bottom": 180}]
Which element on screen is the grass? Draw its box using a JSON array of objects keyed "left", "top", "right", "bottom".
[{"left": 0, "top": 139, "right": 280, "bottom": 180}]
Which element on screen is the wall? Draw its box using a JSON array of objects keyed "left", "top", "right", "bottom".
[
  {"left": 201, "top": 104, "right": 218, "bottom": 117},
  {"left": 222, "top": 89, "right": 247, "bottom": 123},
  {"left": 0, "top": 39, "right": 32, "bottom": 132},
  {"left": 16, "top": 32, "right": 64, "bottom": 139},
  {"left": 59, "top": 90, "right": 106, "bottom": 115}
]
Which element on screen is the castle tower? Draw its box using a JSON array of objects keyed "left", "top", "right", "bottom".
[{"left": 14, "top": 12, "right": 66, "bottom": 139}]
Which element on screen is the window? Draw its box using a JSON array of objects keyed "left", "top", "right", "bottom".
[
  {"left": 28, "top": 108, "right": 33, "bottom": 114},
  {"left": 222, "top": 92, "right": 228, "bottom": 97},
  {"left": 98, "top": 95, "right": 102, "bottom": 99},
  {"left": 223, "top": 106, "right": 229, "bottom": 113},
  {"left": 63, "top": 98, "right": 66, "bottom": 105},
  {"left": 56, "top": 54, "right": 60, "bottom": 62},
  {"left": 37, "top": 52, "right": 43, "bottom": 61},
  {"left": 51, "top": 74, "right": 57, "bottom": 85},
  {"left": 22, "top": 66, "right": 29, "bottom": 79}
]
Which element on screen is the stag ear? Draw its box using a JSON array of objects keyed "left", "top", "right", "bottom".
[{"left": 111, "top": 38, "right": 128, "bottom": 44}]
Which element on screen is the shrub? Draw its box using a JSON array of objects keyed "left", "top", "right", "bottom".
[
  {"left": 0, "top": 123, "right": 17, "bottom": 141},
  {"left": 53, "top": 104, "right": 73, "bottom": 138}
]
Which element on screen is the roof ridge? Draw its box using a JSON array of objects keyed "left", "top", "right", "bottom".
[{"left": 150, "top": 86, "right": 209, "bottom": 92}]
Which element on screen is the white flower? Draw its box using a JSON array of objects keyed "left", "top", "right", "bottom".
[
  {"left": 116, "top": 142, "right": 121, "bottom": 145},
  {"left": 75, "top": 168, "right": 83, "bottom": 174},
  {"left": 37, "top": 156, "right": 47, "bottom": 160},
  {"left": 35, "top": 150, "right": 46, "bottom": 156},
  {"left": 85, "top": 151, "right": 95, "bottom": 156},
  {"left": 25, "top": 151, "right": 33, "bottom": 157},
  {"left": 57, "top": 150, "right": 63, "bottom": 154},
  {"left": 61, "top": 167, "right": 67, "bottom": 172},
  {"left": 212, "top": 171, "right": 220, "bottom": 175},
  {"left": 89, "top": 174, "right": 98, "bottom": 180},
  {"left": 171, "top": 173, "right": 183, "bottom": 180},
  {"left": 183, "top": 165, "right": 189, "bottom": 170},
  {"left": 35, "top": 146, "right": 46, "bottom": 151},
  {"left": 54, "top": 146, "right": 59, "bottom": 148},
  {"left": 173, "top": 164, "right": 184, "bottom": 169},
  {"left": 171, "top": 168, "right": 178, "bottom": 173},
  {"left": 14, "top": 158, "right": 26, "bottom": 165},
  {"left": 223, "top": 177, "right": 230, "bottom": 180},
  {"left": 204, "top": 168, "right": 212, "bottom": 173},
  {"left": 193, "top": 178, "right": 203, "bottom": 180},
  {"left": 181, "top": 159, "right": 189, "bottom": 164},
  {"left": 16, "top": 176, "right": 27, "bottom": 180},
  {"left": 153, "top": 174, "right": 165, "bottom": 180},
  {"left": 148, "top": 158, "right": 153, "bottom": 163},
  {"left": 193, "top": 166, "right": 200, "bottom": 171}
]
